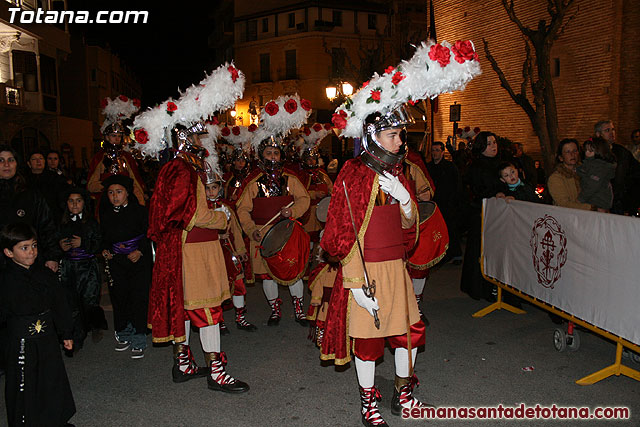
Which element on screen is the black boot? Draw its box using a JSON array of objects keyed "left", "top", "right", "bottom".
[
  {"left": 292, "top": 296, "right": 308, "bottom": 326},
  {"left": 235, "top": 307, "right": 257, "bottom": 331},
  {"left": 220, "top": 321, "right": 230, "bottom": 335},
  {"left": 391, "top": 375, "right": 427, "bottom": 416},
  {"left": 205, "top": 351, "right": 250, "bottom": 393},
  {"left": 360, "top": 386, "right": 388, "bottom": 426},
  {"left": 172, "top": 343, "right": 208, "bottom": 383},
  {"left": 267, "top": 298, "right": 282, "bottom": 326}
]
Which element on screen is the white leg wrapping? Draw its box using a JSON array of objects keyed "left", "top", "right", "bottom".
[
  {"left": 355, "top": 357, "right": 376, "bottom": 389},
  {"left": 263, "top": 279, "right": 278, "bottom": 301},
  {"left": 288, "top": 279, "right": 304, "bottom": 299},
  {"left": 394, "top": 347, "right": 418, "bottom": 378},
  {"left": 412, "top": 278, "right": 426, "bottom": 296},
  {"left": 200, "top": 324, "right": 221, "bottom": 353},
  {"left": 232, "top": 295, "right": 245, "bottom": 309}
]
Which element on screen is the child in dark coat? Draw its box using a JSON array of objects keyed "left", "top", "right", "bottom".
[
  {"left": 0, "top": 222, "right": 76, "bottom": 426},
  {"left": 497, "top": 162, "right": 542, "bottom": 203},
  {"left": 577, "top": 137, "right": 616, "bottom": 212},
  {"left": 99, "top": 175, "right": 151, "bottom": 359},
  {"left": 58, "top": 188, "right": 106, "bottom": 351}
]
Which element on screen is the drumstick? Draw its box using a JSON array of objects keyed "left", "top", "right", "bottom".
[{"left": 259, "top": 201, "right": 295, "bottom": 232}]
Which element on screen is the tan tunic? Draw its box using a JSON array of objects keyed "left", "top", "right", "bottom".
[
  {"left": 181, "top": 180, "right": 230, "bottom": 309},
  {"left": 236, "top": 172, "right": 310, "bottom": 281},
  {"left": 88, "top": 159, "right": 146, "bottom": 206},
  {"left": 342, "top": 198, "right": 420, "bottom": 338},
  {"left": 405, "top": 160, "right": 434, "bottom": 201}
]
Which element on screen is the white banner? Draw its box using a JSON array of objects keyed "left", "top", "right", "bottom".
[{"left": 482, "top": 198, "right": 640, "bottom": 346}]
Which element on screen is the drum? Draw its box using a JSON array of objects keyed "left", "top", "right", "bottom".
[
  {"left": 260, "top": 218, "right": 311, "bottom": 284},
  {"left": 315, "top": 196, "right": 331, "bottom": 223},
  {"left": 407, "top": 201, "right": 449, "bottom": 269}
]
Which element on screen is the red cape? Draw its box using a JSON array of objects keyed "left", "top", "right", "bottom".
[
  {"left": 319, "top": 157, "right": 417, "bottom": 364},
  {"left": 147, "top": 158, "right": 198, "bottom": 343}
]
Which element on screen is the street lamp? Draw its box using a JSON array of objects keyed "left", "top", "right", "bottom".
[
  {"left": 325, "top": 85, "right": 338, "bottom": 101},
  {"left": 325, "top": 81, "right": 353, "bottom": 103}
]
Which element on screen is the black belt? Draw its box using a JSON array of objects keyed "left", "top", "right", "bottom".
[{"left": 7, "top": 310, "right": 54, "bottom": 339}]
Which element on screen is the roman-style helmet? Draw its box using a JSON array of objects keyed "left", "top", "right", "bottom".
[{"left": 331, "top": 39, "right": 482, "bottom": 174}]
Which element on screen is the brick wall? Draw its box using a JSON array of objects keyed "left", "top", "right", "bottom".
[{"left": 432, "top": 0, "right": 639, "bottom": 160}]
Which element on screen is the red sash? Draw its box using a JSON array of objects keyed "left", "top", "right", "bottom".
[
  {"left": 363, "top": 204, "right": 405, "bottom": 262},
  {"left": 185, "top": 228, "right": 219, "bottom": 243},
  {"left": 251, "top": 195, "right": 294, "bottom": 225}
]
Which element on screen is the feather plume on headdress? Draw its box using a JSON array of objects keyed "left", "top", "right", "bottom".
[
  {"left": 100, "top": 95, "right": 141, "bottom": 133},
  {"left": 219, "top": 124, "right": 256, "bottom": 154},
  {"left": 199, "top": 123, "right": 223, "bottom": 181},
  {"left": 131, "top": 63, "right": 245, "bottom": 158},
  {"left": 332, "top": 40, "right": 481, "bottom": 138},
  {"left": 250, "top": 94, "right": 312, "bottom": 153},
  {"left": 299, "top": 123, "right": 332, "bottom": 155}
]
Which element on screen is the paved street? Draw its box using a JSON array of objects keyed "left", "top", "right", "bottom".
[{"left": 1, "top": 261, "right": 638, "bottom": 426}]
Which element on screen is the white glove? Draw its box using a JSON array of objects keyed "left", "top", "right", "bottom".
[
  {"left": 351, "top": 288, "right": 379, "bottom": 318},
  {"left": 214, "top": 205, "right": 231, "bottom": 221},
  {"left": 379, "top": 172, "right": 412, "bottom": 216}
]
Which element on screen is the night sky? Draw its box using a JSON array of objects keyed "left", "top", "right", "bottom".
[{"left": 67, "top": 0, "right": 217, "bottom": 107}]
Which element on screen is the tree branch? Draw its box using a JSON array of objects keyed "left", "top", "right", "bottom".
[
  {"left": 501, "top": 0, "right": 534, "bottom": 38},
  {"left": 483, "top": 38, "right": 536, "bottom": 118}
]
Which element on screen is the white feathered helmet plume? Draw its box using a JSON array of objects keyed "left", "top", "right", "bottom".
[
  {"left": 219, "top": 124, "right": 257, "bottom": 158},
  {"left": 131, "top": 63, "right": 245, "bottom": 159},
  {"left": 332, "top": 39, "right": 481, "bottom": 174},
  {"left": 198, "top": 123, "right": 224, "bottom": 184},
  {"left": 299, "top": 123, "right": 332, "bottom": 165},
  {"left": 100, "top": 95, "right": 141, "bottom": 135}
]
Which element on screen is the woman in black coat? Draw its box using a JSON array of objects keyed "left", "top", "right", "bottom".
[{"left": 460, "top": 132, "right": 504, "bottom": 301}]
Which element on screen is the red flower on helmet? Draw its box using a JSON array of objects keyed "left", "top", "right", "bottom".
[
  {"left": 313, "top": 123, "right": 322, "bottom": 132},
  {"left": 206, "top": 117, "right": 219, "bottom": 126},
  {"left": 221, "top": 126, "right": 231, "bottom": 136},
  {"left": 284, "top": 99, "right": 298, "bottom": 114},
  {"left": 428, "top": 44, "right": 451, "bottom": 67},
  {"left": 301, "top": 98, "right": 311, "bottom": 111},
  {"left": 464, "top": 126, "right": 471, "bottom": 133},
  {"left": 248, "top": 124, "right": 257, "bottom": 132},
  {"left": 451, "top": 40, "right": 478, "bottom": 64},
  {"left": 332, "top": 110, "right": 348, "bottom": 130},
  {"left": 384, "top": 66, "right": 395, "bottom": 75},
  {"left": 370, "top": 90, "right": 381, "bottom": 102},
  {"left": 391, "top": 71, "right": 405, "bottom": 86},
  {"left": 303, "top": 127, "right": 311, "bottom": 136},
  {"left": 134, "top": 128, "right": 148, "bottom": 144},
  {"left": 232, "top": 126, "right": 240, "bottom": 136},
  {"left": 474, "top": 127, "right": 481, "bottom": 134},
  {"left": 456, "top": 128, "right": 463, "bottom": 135},
  {"left": 166, "top": 102, "right": 178, "bottom": 115},
  {"left": 265, "top": 101, "right": 279, "bottom": 116},
  {"left": 408, "top": 99, "right": 418, "bottom": 106},
  {"left": 100, "top": 98, "right": 108, "bottom": 109},
  {"left": 203, "top": 149, "right": 210, "bottom": 157},
  {"left": 119, "top": 95, "right": 128, "bottom": 102},
  {"left": 324, "top": 123, "right": 332, "bottom": 130},
  {"left": 362, "top": 80, "right": 370, "bottom": 89},
  {"left": 228, "top": 66, "right": 239, "bottom": 83},
  {"left": 133, "top": 98, "right": 141, "bottom": 108}
]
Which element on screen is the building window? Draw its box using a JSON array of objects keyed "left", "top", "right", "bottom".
[
  {"left": 332, "top": 10, "right": 342, "bottom": 27},
  {"left": 288, "top": 13, "right": 295, "bottom": 28},
  {"left": 368, "top": 14, "right": 376, "bottom": 30},
  {"left": 331, "top": 47, "right": 346, "bottom": 78},
  {"left": 285, "top": 50, "right": 296, "bottom": 80},
  {"left": 553, "top": 58, "right": 560, "bottom": 77},
  {"left": 40, "top": 54, "right": 57, "bottom": 112},
  {"left": 260, "top": 53, "right": 271, "bottom": 82},
  {"left": 262, "top": 18, "right": 268, "bottom": 32},
  {"left": 247, "top": 20, "right": 258, "bottom": 41},
  {"left": 12, "top": 50, "right": 38, "bottom": 92}
]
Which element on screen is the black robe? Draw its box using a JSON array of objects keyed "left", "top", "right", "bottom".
[
  {"left": 57, "top": 215, "right": 105, "bottom": 345},
  {"left": 0, "top": 261, "right": 75, "bottom": 426}
]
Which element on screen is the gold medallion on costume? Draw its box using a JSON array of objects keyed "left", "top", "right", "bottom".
[{"left": 29, "top": 319, "right": 46, "bottom": 335}]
